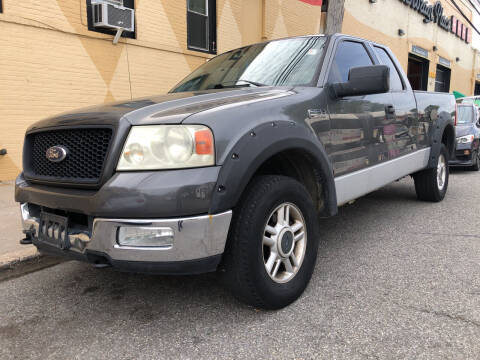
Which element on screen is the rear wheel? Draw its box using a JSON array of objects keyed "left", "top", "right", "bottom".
[
  {"left": 220, "top": 175, "right": 319, "bottom": 310},
  {"left": 413, "top": 144, "right": 449, "bottom": 202}
]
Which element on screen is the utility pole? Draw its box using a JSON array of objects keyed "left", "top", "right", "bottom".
[{"left": 325, "top": 0, "right": 345, "bottom": 34}]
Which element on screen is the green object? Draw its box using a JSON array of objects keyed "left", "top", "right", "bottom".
[{"left": 452, "top": 91, "right": 480, "bottom": 106}]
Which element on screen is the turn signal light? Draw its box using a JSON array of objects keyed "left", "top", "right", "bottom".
[{"left": 195, "top": 129, "right": 214, "bottom": 155}]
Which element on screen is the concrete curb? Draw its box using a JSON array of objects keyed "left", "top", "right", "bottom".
[
  {"left": 0, "top": 247, "right": 64, "bottom": 282},
  {"left": 0, "top": 183, "right": 64, "bottom": 280},
  {"left": 0, "top": 246, "right": 40, "bottom": 271}
]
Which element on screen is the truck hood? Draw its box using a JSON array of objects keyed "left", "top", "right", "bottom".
[{"left": 27, "top": 87, "right": 292, "bottom": 131}]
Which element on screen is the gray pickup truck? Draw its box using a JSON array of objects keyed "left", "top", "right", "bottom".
[{"left": 16, "top": 34, "right": 456, "bottom": 309}]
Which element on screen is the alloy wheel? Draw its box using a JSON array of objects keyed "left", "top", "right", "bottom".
[
  {"left": 262, "top": 203, "right": 307, "bottom": 283},
  {"left": 437, "top": 153, "right": 446, "bottom": 191}
]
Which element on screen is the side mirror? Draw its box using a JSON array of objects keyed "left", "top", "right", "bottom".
[{"left": 330, "top": 65, "right": 390, "bottom": 98}]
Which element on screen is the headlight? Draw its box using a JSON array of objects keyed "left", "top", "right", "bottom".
[
  {"left": 117, "top": 125, "right": 214, "bottom": 170},
  {"left": 457, "top": 134, "right": 474, "bottom": 144}
]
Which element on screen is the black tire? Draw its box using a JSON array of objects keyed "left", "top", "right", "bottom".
[
  {"left": 220, "top": 175, "right": 319, "bottom": 310},
  {"left": 471, "top": 150, "right": 480, "bottom": 171},
  {"left": 413, "top": 144, "right": 449, "bottom": 202}
]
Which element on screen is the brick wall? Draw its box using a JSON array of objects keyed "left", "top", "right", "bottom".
[{"left": 0, "top": 0, "right": 322, "bottom": 181}]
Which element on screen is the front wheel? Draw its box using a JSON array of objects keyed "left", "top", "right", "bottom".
[
  {"left": 471, "top": 150, "right": 480, "bottom": 171},
  {"left": 220, "top": 175, "right": 319, "bottom": 310},
  {"left": 413, "top": 144, "right": 449, "bottom": 202}
]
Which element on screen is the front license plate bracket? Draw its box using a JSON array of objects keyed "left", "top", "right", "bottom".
[{"left": 39, "top": 213, "right": 70, "bottom": 250}]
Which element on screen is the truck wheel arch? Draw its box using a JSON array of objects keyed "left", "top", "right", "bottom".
[
  {"left": 441, "top": 123, "right": 455, "bottom": 159},
  {"left": 209, "top": 121, "right": 338, "bottom": 217},
  {"left": 427, "top": 112, "right": 455, "bottom": 168}
]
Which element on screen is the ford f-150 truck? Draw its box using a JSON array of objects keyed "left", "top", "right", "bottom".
[{"left": 16, "top": 34, "right": 456, "bottom": 309}]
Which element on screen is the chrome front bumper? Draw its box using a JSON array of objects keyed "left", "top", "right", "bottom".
[{"left": 21, "top": 203, "right": 232, "bottom": 264}]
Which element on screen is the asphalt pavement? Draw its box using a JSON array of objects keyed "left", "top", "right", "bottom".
[{"left": 1, "top": 169, "right": 480, "bottom": 359}]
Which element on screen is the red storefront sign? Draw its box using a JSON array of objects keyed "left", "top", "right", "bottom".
[
  {"left": 451, "top": 16, "right": 472, "bottom": 44},
  {"left": 298, "top": 0, "right": 323, "bottom": 6}
]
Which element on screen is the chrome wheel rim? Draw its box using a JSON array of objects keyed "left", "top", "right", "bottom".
[
  {"left": 262, "top": 203, "right": 307, "bottom": 283},
  {"left": 437, "top": 153, "right": 446, "bottom": 191}
]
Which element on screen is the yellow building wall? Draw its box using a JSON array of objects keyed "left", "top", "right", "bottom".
[
  {"left": 0, "top": 0, "right": 323, "bottom": 181},
  {"left": 342, "top": 0, "right": 478, "bottom": 96},
  {"left": 264, "top": 0, "right": 323, "bottom": 40}
]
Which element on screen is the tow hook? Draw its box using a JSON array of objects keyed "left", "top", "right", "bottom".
[{"left": 19, "top": 231, "right": 33, "bottom": 245}]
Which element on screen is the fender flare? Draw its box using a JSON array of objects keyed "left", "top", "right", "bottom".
[
  {"left": 427, "top": 110, "right": 455, "bottom": 168},
  {"left": 209, "top": 121, "right": 338, "bottom": 217}
]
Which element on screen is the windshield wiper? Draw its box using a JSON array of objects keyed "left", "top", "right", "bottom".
[
  {"left": 212, "top": 80, "right": 267, "bottom": 89},
  {"left": 237, "top": 79, "right": 266, "bottom": 87}
]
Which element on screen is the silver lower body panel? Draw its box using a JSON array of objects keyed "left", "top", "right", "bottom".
[{"left": 335, "top": 148, "right": 431, "bottom": 206}]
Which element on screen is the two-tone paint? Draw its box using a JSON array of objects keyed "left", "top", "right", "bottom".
[{"left": 16, "top": 34, "right": 456, "bottom": 273}]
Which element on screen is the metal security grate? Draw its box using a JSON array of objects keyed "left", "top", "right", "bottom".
[
  {"left": 27, "top": 128, "right": 112, "bottom": 184},
  {"left": 107, "top": 4, "right": 132, "bottom": 29}
]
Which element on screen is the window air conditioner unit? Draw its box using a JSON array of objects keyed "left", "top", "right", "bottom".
[{"left": 91, "top": 0, "right": 135, "bottom": 33}]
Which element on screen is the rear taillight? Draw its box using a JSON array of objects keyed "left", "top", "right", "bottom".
[{"left": 454, "top": 103, "right": 458, "bottom": 126}]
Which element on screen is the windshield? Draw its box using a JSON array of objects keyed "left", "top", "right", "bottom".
[
  {"left": 170, "top": 36, "right": 326, "bottom": 93},
  {"left": 457, "top": 106, "right": 475, "bottom": 124}
]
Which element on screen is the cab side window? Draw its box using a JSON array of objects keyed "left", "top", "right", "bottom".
[
  {"left": 328, "top": 41, "right": 373, "bottom": 83},
  {"left": 373, "top": 46, "right": 404, "bottom": 91}
]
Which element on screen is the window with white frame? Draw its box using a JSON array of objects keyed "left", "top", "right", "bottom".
[{"left": 187, "top": 0, "right": 216, "bottom": 54}]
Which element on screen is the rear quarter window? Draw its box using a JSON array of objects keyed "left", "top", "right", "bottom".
[{"left": 373, "top": 46, "right": 404, "bottom": 92}]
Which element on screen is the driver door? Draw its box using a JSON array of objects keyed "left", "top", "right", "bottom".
[{"left": 325, "top": 40, "right": 395, "bottom": 177}]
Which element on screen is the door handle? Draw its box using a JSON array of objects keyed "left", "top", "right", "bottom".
[{"left": 385, "top": 104, "right": 395, "bottom": 115}]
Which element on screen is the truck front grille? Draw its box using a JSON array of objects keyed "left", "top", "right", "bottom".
[{"left": 25, "top": 128, "right": 113, "bottom": 185}]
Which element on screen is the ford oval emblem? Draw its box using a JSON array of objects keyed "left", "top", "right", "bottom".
[{"left": 46, "top": 145, "right": 68, "bottom": 163}]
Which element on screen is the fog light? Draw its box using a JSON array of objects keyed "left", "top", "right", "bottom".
[
  {"left": 117, "top": 227, "right": 174, "bottom": 248},
  {"left": 464, "top": 150, "right": 471, "bottom": 155}
]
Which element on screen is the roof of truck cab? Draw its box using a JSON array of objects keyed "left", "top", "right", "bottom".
[
  {"left": 250, "top": 33, "right": 387, "bottom": 49},
  {"left": 218, "top": 34, "right": 326, "bottom": 52},
  {"left": 212, "top": 33, "right": 382, "bottom": 60}
]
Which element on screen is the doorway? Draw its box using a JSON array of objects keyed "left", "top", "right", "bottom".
[
  {"left": 407, "top": 54, "right": 429, "bottom": 91},
  {"left": 435, "top": 65, "right": 451, "bottom": 93},
  {"left": 475, "top": 82, "right": 480, "bottom": 96}
]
